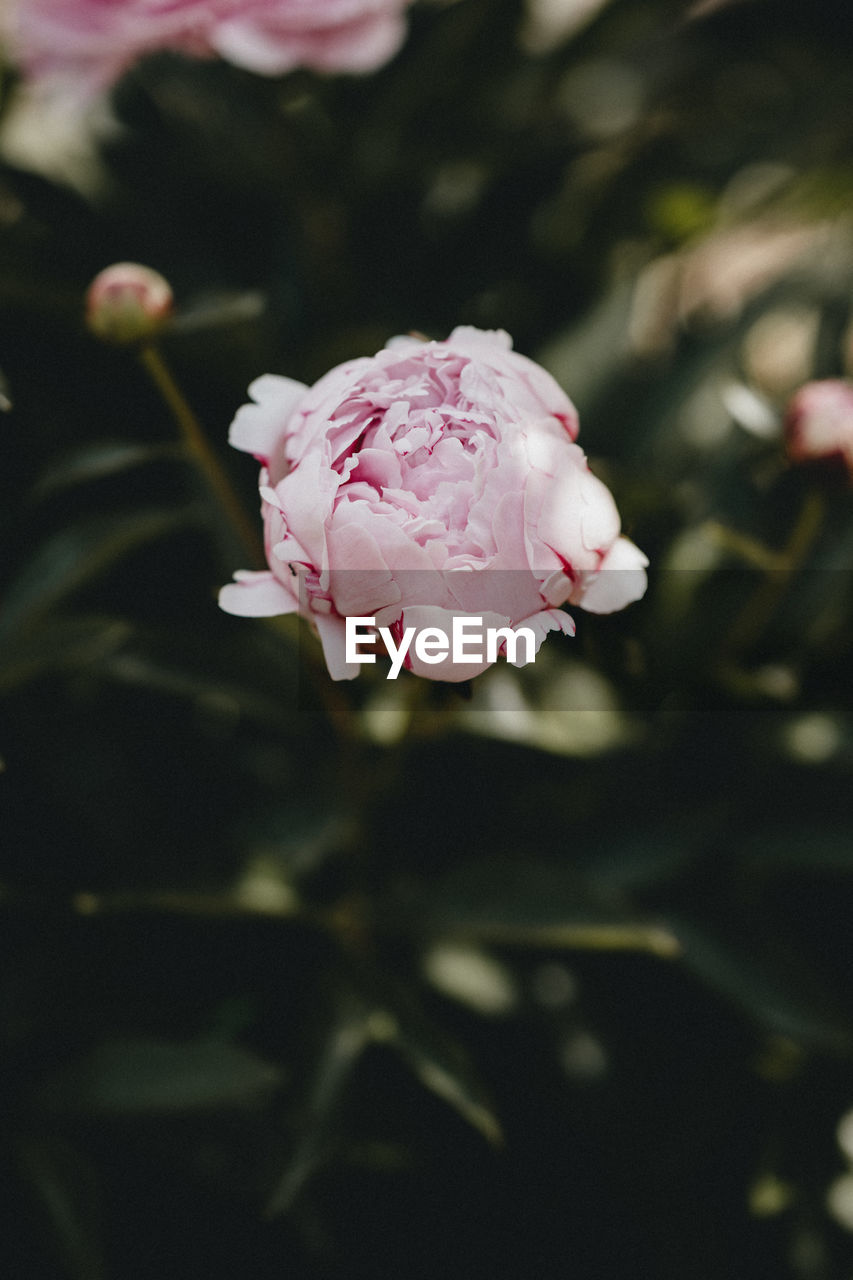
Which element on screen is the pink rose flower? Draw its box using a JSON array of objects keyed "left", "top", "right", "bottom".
[
  {"left": 4, "top": 0, "right": 413, "bottom": 91},
  {"left": 785, "top": 379, "right": 853, "bottom": 478},
  {"left": 219, "top": 327, "right": 648, "bottom": 681}
]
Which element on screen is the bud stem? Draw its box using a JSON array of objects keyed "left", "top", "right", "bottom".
[
  {"left": 721, "top": 487, "right": 825, "bottom": 658},
  {"left": 138, "top": 341, "right": 265, "bottom": 568},
  {"left": 138, "top": 343, "right": 361, "bottom": 743}
]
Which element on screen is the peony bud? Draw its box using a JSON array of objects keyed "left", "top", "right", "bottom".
[
  {"left": 784, "top": 379, "right": 853, "bottom": 479},
  {"left": 85, "top": 263, "right": 173, "bottom": 345}
]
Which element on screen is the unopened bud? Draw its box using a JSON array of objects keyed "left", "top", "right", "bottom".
[
  {"left": 86, "top": 262, "right": 173, "bottom": 344},
  {"left": 784, "top": 379, "right": 853, "bottom": 479}
]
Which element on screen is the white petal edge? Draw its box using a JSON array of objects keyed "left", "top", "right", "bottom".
[
  {"left": 512, "top": 608, "right": 576, "bottom": 664},
  {"left": 228, "top": 374, "right": 308, "bottom": 459},
  {"left": 574, "top": 537, "right": 649, "bottom": 615},
  {"left": 218, "top": 570, "right": 298, "bottom": 617},
  {"left": 315, "top": 613, "right": 360, "bottom": 681},
  {"left": 447, "top": 326, "right": 513, "bottom": 353}
]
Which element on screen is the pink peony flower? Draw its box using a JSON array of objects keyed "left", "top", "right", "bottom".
[
  {"left": 3, "top": 0, "right": 413, "bottom": 91},
  {"left": 784, "top": 379, "right": 853, "bottom": 478},
  {"left": 219, "top": 327, "right": 648, "bottom": 681}
]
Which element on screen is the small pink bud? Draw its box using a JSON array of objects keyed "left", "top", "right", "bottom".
[
  {"left": 784, "top": 379, "right": 853, "bottom": 479},
  {"left": 85, "top": 262, "right": 173, "bottom": 344}
]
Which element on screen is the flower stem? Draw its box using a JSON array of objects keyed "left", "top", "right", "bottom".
[
  {"left": 721, "top": 487, "right": 825, "bottom": 659},
  {"left": 139, "top": 343, "right": 360, "bottom": 742},
  {"left": 138, "top": 342, "right": 265, "bottom": 568},
  {"left": 703, "top": 521, "right": 789, "bottom": 572}
]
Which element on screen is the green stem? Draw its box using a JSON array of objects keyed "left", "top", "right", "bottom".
[
  {"left": 138, "top": 342, "right": 265, "bottom": 568},
  {"left": 139, "top": 342, "right": 360, "bottom": 743},
  {"left": 703, "top": 521, "right": 789, "bottom": 572},
  {"left": 274, "top": 613, "right": 362, "bottom": 744},
  {"left": 721, "top": 488, "right": 825, "bottom": 659}
]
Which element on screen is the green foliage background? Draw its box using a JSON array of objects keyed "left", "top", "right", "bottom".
[{"left": 3, "top": 0, "right": 853, "bottom": 1275}]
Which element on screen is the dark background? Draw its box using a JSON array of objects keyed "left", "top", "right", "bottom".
[{"left": 3, "top": 0, "right": 853, "bottom": 1275}]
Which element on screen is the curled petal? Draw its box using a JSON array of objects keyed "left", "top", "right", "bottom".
[
  {"left": 314, "top": 613, "right": 361, "bottom": 680},
  {"left": 571, "top": 537, "right": 649, "bottom": 614},
  {"left": 229, "top": 375, "right": 308, "bottom": 462},
  {"left": 219, "top": 570, "right": 298, "bottom": 617},
  {"left": 514, "top": 608, "right": 576, "bottom": 662}
]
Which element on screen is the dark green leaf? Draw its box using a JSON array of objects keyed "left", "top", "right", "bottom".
[
  {"left": 31, "top": 442, "right": 180, "bottom": 500},
  {"left": 741, "top": 824, "right": 853, "bottom": 874},
  {"left": 0, "top": 614, "right": 133, "bottom": 694},
  {"left": 397, "top": 857, "right": 680, "bottom": 958},
  {"left": 17, "top": 1136, "right": 104, "bottom": 1280},
  {"left": 97, "top": 647, "right": 291, "bottom": 730},
  {"left": 374, "top": 982, "right": 503, "bottom": 1148},
  {"left": 348, "top": 951, "right": 503, "bottom": 1147},
  {"left": 266, "top": 970, "right": 501, "bottom": 1218},
  {"left": 0, "top": 506, "right": 203, "bottom": 652},
  {"left": 668, "top": 916, "right": 853, "bottom": 1053},
  {"left": 37, "top": 1036, "right": 283, "bottom": 1116},
  {"left": 265, "top": 993, "right": 372, "bottom": 1216},
  {"left": 170, "top": 289, "right": 266, "bottom": 335}
]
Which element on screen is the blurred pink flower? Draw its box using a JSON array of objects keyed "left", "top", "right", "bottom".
[
  {"left": 85, "top": 261, "right": 173, "bottom": 343},
  {"left": 4, "top": 0, "right": 413, "bottom": 91},
  {"left": 785, "top": 379, "right": 853, "bottom": 477},
  {"left": 220, "top": 327, "right": 647, "bottom": 682}
]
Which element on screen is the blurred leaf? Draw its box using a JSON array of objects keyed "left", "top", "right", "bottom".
[
  {"left": 536, "top": 272, "right": 638, "bottom": 417},
  {"left": 17, "top": 1136, "right": 104, "bottom": 1280},
  {"left": 95, "top": 647, "right": 292, "bottom": 730},
  {"left": 344, "top": 948, "right": 504, "bottom": 1146},
  {"left": 393, "top": 859, "right": 853, "bottom": 1050},
  {"left": 644, "top": 181, "right": 716, "bottom": 242},
  {"left": 576, "top": 809, "right": 728, "bottom": 894},
  {"left": 170, "top": 289, "right": 267, "bottom": 335},
  {"left": 265, "top": 993, "right": 372, "bottom": 1216},
  {"left": 398, "top": 857, "right": 680, "bottom": 958},
  {"left": 0, "top": 506, "right": 203, "bottom": 652},
  {"left": 667, "top": 916, "right": 853, "bottom": 1053},
  {"left": 37, "top": 1036, "right": 283, "bottom": 1116},
  {"left": 0, "top": 614, "right": 133, "bottom": 694},
  {"left": 378, "top": 986, "right": 503, "bottom": 1148},
  {"left": 742, "top": 824, "right": 853, "bottom": 874},
  {"left": 266, "top": 965, "right": 501, "bottom": 1217},
  {"left": 30, "top": 442, "right": 180, "bottom": 501}
]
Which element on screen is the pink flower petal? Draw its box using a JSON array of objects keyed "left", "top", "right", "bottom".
[
  {"left": 572, "top": 537, "right": 649, "bottom": 614},
  {"left": 228, "top": 375, "right": 308, "bottom": 462},
  {"left": 314, "top": 612, "right": 360, "bottom": 680},
  {"left": 218, "top": 570, "right": 298, "bottom": 617},
  {"left": 6, "top": 0, "right": 417, "bottom": 90}
]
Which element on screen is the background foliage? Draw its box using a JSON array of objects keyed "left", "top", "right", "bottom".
[{"left": 3, "top": 0, "right": 853, "bottom": 1275}]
